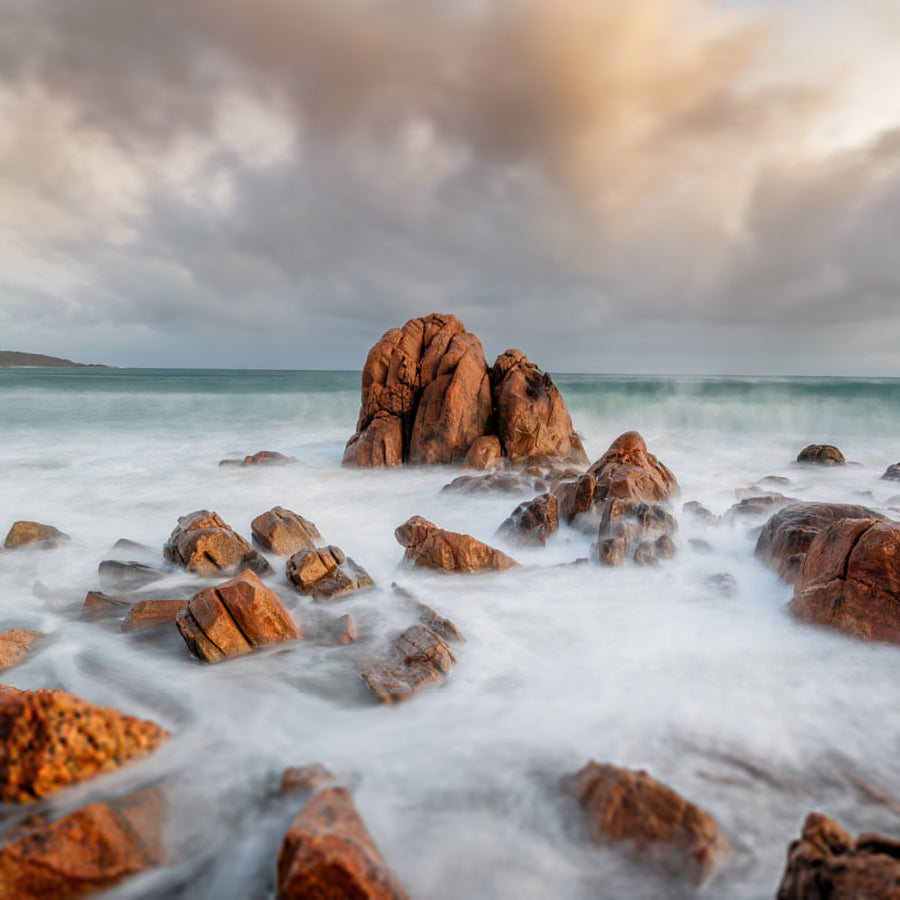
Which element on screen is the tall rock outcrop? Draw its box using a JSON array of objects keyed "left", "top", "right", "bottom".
[{"left": 343, "top": 314, "right": 586, "bottom": 468}]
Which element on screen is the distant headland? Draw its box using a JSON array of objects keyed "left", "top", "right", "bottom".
[{"left": 0, "top": 351, "right": 113, "bottom": 368}]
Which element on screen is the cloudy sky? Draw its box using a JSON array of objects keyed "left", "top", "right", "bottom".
[{"left": 1, "top": 0, "right": 899, "bottom": 374}]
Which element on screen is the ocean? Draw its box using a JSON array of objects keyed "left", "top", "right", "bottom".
[{"left": 2, "top": 367, "right": 900, "bottom": 898}]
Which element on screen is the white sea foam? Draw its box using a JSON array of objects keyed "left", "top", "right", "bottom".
[{"left": 2, "top": 369, "right": 900, "bottom": 899}]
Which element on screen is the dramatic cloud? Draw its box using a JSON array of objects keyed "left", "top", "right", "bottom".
[{"left": 1, "top": 0, "right": 899, "bottom": 372}]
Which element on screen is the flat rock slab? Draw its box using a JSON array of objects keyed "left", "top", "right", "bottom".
[
  {"left": 252, "top": 506, "right": 321, "bottom": 557},
  {"left": 777, "top": 812, "right": 900, "bottom": 899},
  {"left": 0, "top": 789, "right": 164, "bottom": 900},
  {"left": 163, "top": 509, "right": 272, "bottom": 577},
  {"left": 176, "top": 570, "right": 301, "bottom": 662},
  {"left": 395, "top": 515, "right": 517, "bottom": 573},
  {"left": 566, "top": 761, "right": 731, "bottom": 885},
  {"left": 276, "top": 786, "right": 411, "bottom": 899},
  {"left": 286, "top": 546, "right": 374, "bottom": 600},
  {"left": 360, "top": 625, "right": 456, "bottom": 704},
  {"left": 0, "top": 686, "right": 169, "bottom": 803}
]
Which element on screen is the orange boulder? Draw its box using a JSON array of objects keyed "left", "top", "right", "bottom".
[{"left": 395, "top": 516, "right": 517, "bottom": 573}]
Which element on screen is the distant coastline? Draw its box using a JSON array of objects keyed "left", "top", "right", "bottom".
[{"left": 0, "top": 351, "right": 113, "bottom": 368}]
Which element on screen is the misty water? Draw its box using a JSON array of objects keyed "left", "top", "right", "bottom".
[{"left": 3, "top": 368, "right": 900, "bottom": 899}]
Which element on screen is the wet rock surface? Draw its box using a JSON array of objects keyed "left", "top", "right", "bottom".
[
  {"left": 3, "top": 521, "right": 69, "bottom": 550},
  {"left": 777, "top": 812, "right": 900, "bottom": 900},
  {"left": 0, "top": 686, "right": 169, "bottom": 803},
  {"left": 566, "top": 761, "right": 731, "bottom": 885},
  {"left": 164, "top": 510, "right": 273, "bottom": 577},
  {"left": 591, "top": 499, "right": 678, "bottom": 566},
  {"left": 790, "top": 518, "right": 900, "bottom": 644},
  {"left": 497, "top": 492, "right": 559, "bottom": 546},
  {"left": 0, "top": 630, "right": 42, "bottom": 672},
  {"left": 796, "top": 444, "right": 846, "bottom": 465},
  {"left": 122, "top": 598, "right": 189, "bottom": 632},
  {"left": 286, "top": 546, "right": 374, "bottom": 600},
  {"left": 395, "top": 515, "right": 518, "bottom": 573},
  {"left": 219, "top": 450, "right": 297, "bottom": 467},
  {"left": 881, "top": 463, "right": 900, "bottom": 482},
  {"left": 176, "top": 570, "right": 301, "bottom": 662},
  {"left": 755, "top": 502, "right": 887, "bottom": 584},
  {"left": 252, "top": 506, "right": 321, "bottom": 557},
  {"left": 98, "top": 559, "right": 167, "bottom": 592},
  {"left": 276, "top": 785, "right": 412, "bottom": 899},
  {"left": 0, "top": 788, "right": 165, "bottom": 900}
]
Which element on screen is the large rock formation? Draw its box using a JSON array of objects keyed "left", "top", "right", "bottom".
[
  {"left": 395, "top": 516, "right": 518, "bottom": 573},
  {"left": 0, "top": 686, "right": 169, "bottom": 803},
  {"left": 789, "top": 518, "right": 900, "bottom": 644},
  {"left": 164, "top": 510, "right": 272, "bottom": 577},
  {"left": 777, "top": 812, "right": 900, "bottom": 899},
  {"left": 0, "top": 789, "right": 165, "bottom": 900},
  {"left": 566, "top": 762, "right": 730, "bottom": 885},
  {"left": 176, "top": 570, "right": 301, "bottom": 662},
  {"left": 755, "top": 503, "right": 887, "bottom": 584},
  {"left": 343, "top": 313, "right": 585, "bottom": 468},
  {"left": 276, "top": 786, "right": 411, "bottom": 899}
]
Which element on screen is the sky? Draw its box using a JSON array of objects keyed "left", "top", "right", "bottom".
[{"left": 1, "top": 0, "right": 899, "bottom": 375}]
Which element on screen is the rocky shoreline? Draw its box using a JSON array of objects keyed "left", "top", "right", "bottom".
[{"left": 2, "top": 315, "right": 900, "bottom": 898}]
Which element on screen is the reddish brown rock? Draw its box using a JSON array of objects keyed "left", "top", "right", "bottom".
[
  {"left": 590, "top": 499, "right": 677, "bottom": 566},
  {"left": 0, "top": 630, "right": 41, "bottom": 672},
  {"left": 176, "top": 570, "right": 301, "bottom": 662},
  {"left": 497, "top": 493, "right": 559, "bottom": 546},
  {"left": 286, "top": 546, "right": 374, "bottom": 600},
  {"left": 279, "top": 764, "right": 339, "bottom": 798},
  {"left": 464, "top": 435, "right": 503, "bottom": 470},
  {"left": 343, "top": 411, "right": 404, "bottom": 468},
  {"left": 276, "top": 786, "right": 411, "bottom": 899},
  {"left": 755, "top": 502, "right": 886, "bottom": 584},
  {"left": 490, "top": 349, "right": 588, "bottom": 465},
  {"left": 777, "top": 812, "right": 900, "bottom": 900},
  {"left": 122, "top": 598, "right": 189, "bottom": 633},
  {"left": 82, "top": 590, "right": 131, "bottom": 621},
  {"left": 796, "top": 444, "right": 846, "bottom": 465},
  {"left": 3, "top": 521, "right": 69, "bottom": 549},
  {"left": 252, "top": 506, "right": 321, "bottom": 557},
  {"left": 360, "top": 625, "right": 456, "bottom": 704},
  {"left": 0, "top": 789, "right": 165, "bottom": 900},
  {"left": 790, "top": 518, "right": 900, "bottom": 644},
  {"left": 163, "top": 509, "right": 273, "bottom": 577},
  {"left": 219, "top": 450, "right": 297, "bottom": 467},
  {"left": 395, "top": 515, "right": 518, "bottom": 573},
  {"left": 567, "top": 762, "right": 731, "bottom": 885},
  {"left": 0, "top": 688, "right": 169, "bottom": 803}
]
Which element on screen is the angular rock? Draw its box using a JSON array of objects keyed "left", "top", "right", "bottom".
[
  {"left": 3, "top": 521, "right": 69, "bottom": 550},
  {"left": 464, "top": 435, "right": 502, "bottom": 470},
  {"left": 497, "top": 493, "right": 559, "bottom": 547},
  {"left": 122, "top": 598, "right": 189, "bottom": 633},
  {"left": 490, "top": 349, "right": 588, "bottom": 465},
  {"left": 0, "top": 688, "right": 169, "bottom": 803},
  {"left": 82, "top": 590, "right": 132, "bottom": 621},
  {"left": 682, "top": 501, "right": 716, "bottom": 524},
  {"left": 163, "top": 509, "right": 272, "bottom": 577},
  {"left": 276, "top": 786, "right": 411, "bottom": 899},
  {"left": 595, "top": 537, "right": 627, "bottom": 567},
  {"left": 0, "top": 630, "right": 42, "bottom": 672},
  {"left": 755, "top": 502, "right": 887, "bottom": 584},
  {"left": 881, "top": 463, "right": 900, "bottom": 481},
  {"left": 176, "top": 570, "right": 301, "bottom": 662},
  {"left": 633, "top": 541, "right": 660, "bottom": 566},
  {"left": 286, "top": 546, "right": 374, "bottom": 600},
  {"left": 724, "top": 493, "right": 796, "bottom": 521},
  {"left": 0, "top": 789, "right": 165, "bottom": 900},
  {"left": 777, "top": 812, "right": 900, "bottom": 900},
  {"left": 360, "top": 625, "right": 456, "bottom": 704},
  {"left": 395, "top": 516, "right": 518, "bottom": 573},
  {"left": 251, "top": 506, "right": 321, "bottom": 557},
  {"left": 796, "top": 444, "right": 846, "bottom": 465},
  {"left": 790, "top": 518, "right": 900, "bottom": 644},
  {"left": 590, "top": 499, "right": 677, "bottom": 566},
  {"left": 567, "top": 762, "right": 731, "bottom": 885},
  {"left": 98, "top": 559, "right": 166, "bottom": 593},
  {"left": 414, "top": 603, "right": 465, "bottom": 644}
]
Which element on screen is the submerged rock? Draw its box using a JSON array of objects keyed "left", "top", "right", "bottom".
[
  {"left": 163, "top": 509, "right": 272, "bottom": 577},
  {"left": 881, "top": 463, "right": 900, "bottom": 482},
  {"left": 0, "top": 630, "right": 42, "bottom": 673},
  {"left": 395, "top": 516, "right": 518, "bottom": 573},
  {"left": 777, "top": 812, "right": 900, "bottom": 899},
  {"left": 276, "top": 786, "right": 412, "bottom": 899},
  {"left": 0, "top": 789, "right": 165, "bottom": 900},
  {"left": 122, "top": 598, "right": 189, "bottom": 633},
  {"left": 360, "top": 625, "right": 456, "bottom": 704},
  {"left": 176, "top": 570, "right": 301, "bottom": 662},
  {"left": 286, "top": 546, "right": 374, "bottom": 600},
  {"left": 279, "top": 763, "right": 340, "bottom": 799},
  {"left": 98, "top": 559, "right": 167, "bottom": 593},
  {"left": 566, "top": 761, "right": 731, "bottom": 885},
  {"left": 252, "top": 507, "right": 321, "bottom": 557},
  {"left": 796, "top": 444, "right": 846, "bottom": 465},
  {"left": 3, "top": 521, "right": 69, "bottom": 550},
  {"left": 219, "top": 450, "right": 297, "bottom": 467},
  {"left": 590, "top": 499, "right": 677, "bottom": 567},
  {"left": 790, "top": 518, "right": 900, "bottom": 644},
  {"left": 0, "top": 686, "right": 169, "bottom": 803},
  {"left": 497, "top": 493, "right": 559, "bottom": 546},
  {"left": 755, "top": 502, "right": 887, "bottom": 584}
]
